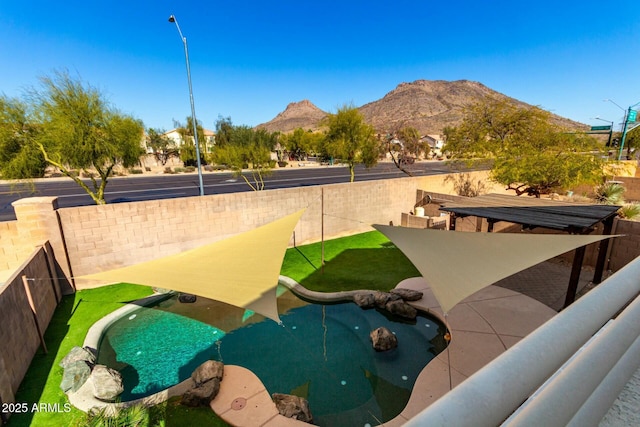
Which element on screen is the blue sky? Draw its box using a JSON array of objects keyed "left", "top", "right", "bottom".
[{"left": 1, "top": 1, "right": 638, "bottom": 132}]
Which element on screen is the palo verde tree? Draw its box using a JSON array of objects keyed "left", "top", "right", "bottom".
[
  {"left": 322, "top": 105, "right": 378, "bottom": 182},
  {"left": 386, "top": 126, "right": 428, "bottom": 176},
  {"left": 444, "top": 98, "right": 604, "bottom": 197},
  {"left": 33, "top": 70, "right": 144, "bottom": 204},
  {"left": 146, "top": 128, "right": 178, "bottom": 165},
  {"left": 0, "top": 95, "right": 47, "bottom": 179},
  {"left": 212, "top": 121, "right": 277, "bottom": 191}
]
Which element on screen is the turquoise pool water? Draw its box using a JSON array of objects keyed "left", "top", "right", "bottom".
[{"left": 97, "top": 289, "right": 447, "bottom": 427}]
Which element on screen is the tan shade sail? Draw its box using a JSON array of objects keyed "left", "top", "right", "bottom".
[
  {"left": 80, "top": 209, "right": 306, "bottom": 323},
  {"left": 373, "top": 225, "right": 616, "bottom": 314}
]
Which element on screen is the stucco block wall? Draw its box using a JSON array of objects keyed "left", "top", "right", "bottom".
[
  {"left": 609, "top": 219, "right": 640, "bottom": 271},
  {"left": 0, "top": 247, "right": 59, "bottom": 406},
  {"left": 615, "top": 176, "right": 640, "bottom": 202},
  {"left": 0, "top": 220, "right": 30, "bottom": 272},
  {"left": 62, "top": 171, "right": 506, "bottom": 282}
]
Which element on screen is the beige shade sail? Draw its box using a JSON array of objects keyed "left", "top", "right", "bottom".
[
  {"left": 373, "top": 225, "right": 616, "bottom": 314},
  {"left": 80, "top": 209, "right": 306, "bottom": 323}
]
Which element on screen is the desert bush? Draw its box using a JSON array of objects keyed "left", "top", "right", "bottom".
[
  {"left": 444, "top": 173, "right": 487, "bottom": 197},
  {"left": 129, "top": 168, "right": 143, "bottom": 174},
  {"left": 163, "top": 167, "right": 173, "bottom": 174},
  {"left": 174, "top": 167, "right": 185, "bottom": 173},
  {"left": 595, "top": 182, "right": 625, "bottom": 205},
  {"left": 618, "top": 203, "right": 640, "bottom": 220}
]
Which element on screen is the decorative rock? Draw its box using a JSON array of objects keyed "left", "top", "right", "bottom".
[
  {"left": 60, "top": 360, "right": 92, "bottom": 393},
  {"left": 179, "top": 293, "right": 197, "bottom": 303},
  {"left": 353, "top": 292, "right": 375, "bottom": 308},
  {"left": 59, "top": 346, "right": 96, "bottom": 369},
  {"left": 272, "top": 393, "right": 313, "bottom": 423},
  {"left": 390, "top": 288, "right": 423, "bottom": 301},
  {"left": 91, "top": 364, "right": 124, "bottom": 401},
  {"left": 385, "top": 299, "right": 418, "bottom": 320},
  {"left": 370, "top": 327, "right": 398, "bottom": 351},
  {"left": 192, "top": 360, "right": 224, "bottom": 386},
  {"left": 181, "top": 378, "right": 221, "bottom": 407},
  {"left": 373, "top": 291, "right": 401, "bottom": 308}
]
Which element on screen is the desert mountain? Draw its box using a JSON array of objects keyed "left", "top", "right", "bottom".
[
  {"left": 257, "top": 80, "right": 587, "bottom": 135},
  {"left": 256, "top": 99, "right": 328, "bottom": 133}
]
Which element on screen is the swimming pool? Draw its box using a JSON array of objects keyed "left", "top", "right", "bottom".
[{"left": 97, "top": 288, "right": 447, "bottom": 427}]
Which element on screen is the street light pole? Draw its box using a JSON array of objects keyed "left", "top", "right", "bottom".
[
  {"left": 618, "top": 102, "right": 640, "bottom": 161},
  {"left": 168, "top": 14, "right": 205, "bottom": 196}
]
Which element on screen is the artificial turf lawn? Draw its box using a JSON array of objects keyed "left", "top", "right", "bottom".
[
  {"left": 281, "top": 230, "right": 420, "bottom": 292},
  {"left": 10, "top": 230, "right": 418, "bottom": 426},
  {"left": 9, "top": 283, "right": 228, "bottom": 427}
]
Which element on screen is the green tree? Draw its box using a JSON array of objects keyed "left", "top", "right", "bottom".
[
  {"left": 33, "top": 71, "right": 144, "bottom": 204},
  {"left": 174, "top": 117, "right": 206, "bottom": 167},
  {"left": 444, "top": 98, "right": 604, "bottom": 197},
  {"left": 322, "top": 105, "right": 378, "bottom": 182},
  {"left": 623, "top": 126, "right": 639, "bottom": 160},
  {"left": 281, "top": 128, "right": 324, "bottom": 160},
  {"left": 0, "top": 95, "right": 47, "bottom": 179},
  {"left": 212, "top": 123, "right": 277, "bottom": 191},
  {"left": 214, "top": 115, "right": 233, "bottom": 148},
  {"left": 146, "top": 128, "right": 178, "bottom": 165}
]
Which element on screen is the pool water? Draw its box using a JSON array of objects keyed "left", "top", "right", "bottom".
[{"left": 97, "top": 289, "right": 447, "bottom": 427}]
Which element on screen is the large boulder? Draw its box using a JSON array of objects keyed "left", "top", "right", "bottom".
[
  {"left": 192, "top": 360, "right": 224, "bottom": 386},
  {"left": 181, "top": 360, "right": 225, "bottom": 407},
  {"left": 370, "top": 327, "right": 398, "bottom": 351},
  {"left": 353, "top": 292, "right": 375, "bottom": 308},
  {"left": 390, "top": 288, "right": 423, "bottom": 301},
  {"left": 59, "top": 346, "right": 96, "bottom": 369},
  {"left": 60, "top": 360, "right": 92, "bottom": 393},
  {"left": 272, "top": 393, "right": 313, "bottom": 423},
  {"left": 385, "top": 299, "right": 418, "bottom": 320},
  {"left": 182, "top": 378, "right": 221, "bottom": 407},
  {"left": 91, "top": 365, "right": 124, "bottom": 401}
]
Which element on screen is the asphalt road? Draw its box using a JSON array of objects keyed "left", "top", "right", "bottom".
[{"left": 0, "top": 161, "right": 472, "bottom": 221}]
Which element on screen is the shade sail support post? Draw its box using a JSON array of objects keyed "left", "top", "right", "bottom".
[
  {"left": 593, "top": 216, "right": 615, "bottom": 284},
  {"left": 564, "top": 245, "right": 587, "bottom": 309}
]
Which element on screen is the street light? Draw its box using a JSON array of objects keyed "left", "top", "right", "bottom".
[
  {"left": 618, "top": 101, "right": 640, "bottom": 161},
  {"left": 603, "top": 99, "right": 640, "bottom": 160},
  {"left": 591, "top": 116, "right": 614, "bottom": 147},
  {"left": 168, "top": 14, "right": 204, "bottom": 196}
]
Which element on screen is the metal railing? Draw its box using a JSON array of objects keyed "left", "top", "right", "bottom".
[{"left": 405, "top": 255, "right": 640, "bottom": 427}]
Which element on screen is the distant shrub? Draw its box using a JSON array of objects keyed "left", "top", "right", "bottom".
[
  {"left": 619, "top": 203, "right": 640, "bottom": 220},
  {"left": 278, "top": 161, "right": 288, "bottom": 167},
  {"left": 163, "top": 167, "right": 173, "bottom": 174},
  {"left": 444, "top": 173, "right": 487, "bottom": 197},
  {"left": 145, "top": 167, "right": 151, "bottom": 172},
  {"left": 174, "top": 167, "right": 185, "bottom": 173},
  {"left": 184, "top": 166, "right": 196, "bottom": 173},
  {"left": 129, "top": 168, "right": 143, "bottom": 174}
]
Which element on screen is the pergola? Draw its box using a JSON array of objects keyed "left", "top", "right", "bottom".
[{"left": 438, "top": 193, "right": 621, "bottom": 308}]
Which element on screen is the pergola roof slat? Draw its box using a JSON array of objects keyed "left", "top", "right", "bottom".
[{"left": 439, "top": 194, "right": 620, "bottom": 232}]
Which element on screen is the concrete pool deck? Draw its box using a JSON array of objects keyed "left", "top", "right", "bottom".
[{"left": 205, "top": 278, "right": 556, "bottom": 426}]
